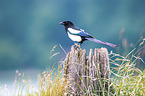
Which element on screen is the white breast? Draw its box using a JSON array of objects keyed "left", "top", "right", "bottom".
[
  {"left": 68, "top": 28, "right": 81, "bottom": 34},
  {"left": 67, "top": 32, "right": 82, "bottom": 42}
]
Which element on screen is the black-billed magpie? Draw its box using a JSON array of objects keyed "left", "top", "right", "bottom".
[{"left": 59, "top": 21, "right": 119, "bottom": 48}]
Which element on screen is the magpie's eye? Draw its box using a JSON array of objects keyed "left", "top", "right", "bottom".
[{"left": 65, "top": 22, "right": 67, "bottom": 24}]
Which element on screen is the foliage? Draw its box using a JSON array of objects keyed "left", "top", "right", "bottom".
[
  {"left": 5, "top": 64, "right": 67, "bottom": 96},
  {"left": 0, "top": 38, "right": 145, "bottom": 95},
  {"left": 109, "top": 37, "right": 145, "bottom": 95}
]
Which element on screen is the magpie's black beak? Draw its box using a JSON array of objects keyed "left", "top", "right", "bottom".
[{"left": 59, "top": 22, "right": 64, "bottom": 25}]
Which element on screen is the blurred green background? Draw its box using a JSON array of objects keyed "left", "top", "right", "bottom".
[{"left": 0, "top": 0, "right": 145, "bottom": 71}]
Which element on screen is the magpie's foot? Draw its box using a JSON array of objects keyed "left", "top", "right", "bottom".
[
  {"left": 74, "top": 43, "right": 80, "bottom": 48},
  {"left": 74, "top": 43, "right": 82, "bottom": 52}
]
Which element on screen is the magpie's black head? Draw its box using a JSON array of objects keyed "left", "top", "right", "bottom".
[{"left": 59, "top": 21, "right": 74, "bottom": 27}]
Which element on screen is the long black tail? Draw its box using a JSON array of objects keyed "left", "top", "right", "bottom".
[{"left": 87, "top": 38, "right": 119, "bottom": 48}]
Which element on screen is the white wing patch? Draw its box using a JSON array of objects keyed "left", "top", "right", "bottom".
[
  {"left": 68, "top": 28, "right": 81, "bottom": 34},
  {"left": 67, "top": 32, "right": 82, "bottom": 42}
]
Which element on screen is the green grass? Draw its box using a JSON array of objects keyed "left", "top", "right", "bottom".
[
  {"left": 109, "top": 37, "right": 145, "bottom": 95},
  {"left": 9, "top": 64, "right": 67, "bottom": 96},
  {"left": 109, "top": 51, "right": 145, "bottom": 95},
  {"left": 0, "top": 38, "right": 145, "bottom": 96}
]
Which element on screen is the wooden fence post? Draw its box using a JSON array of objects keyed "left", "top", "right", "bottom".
[{"left": 64, "top": 45, "right": 111, "bottom": 96}]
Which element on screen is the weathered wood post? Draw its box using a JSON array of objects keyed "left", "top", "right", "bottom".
[{"left": 64, "top": 45, "right": 111, "bottom": 96}]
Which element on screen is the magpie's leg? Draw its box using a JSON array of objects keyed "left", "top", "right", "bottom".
[
  {"left": 74, "top": 42, "right": 82, "bottom": 51},
  {"left": 75, "top": 42, "right": 80, "bottom": 48},
  {"left": 74, "top": 42, "right": 79, "bottom": 49}
]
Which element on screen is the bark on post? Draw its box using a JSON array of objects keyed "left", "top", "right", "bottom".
[{"left": 64, "top": 45, "right": 111, "bottom": 95}]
